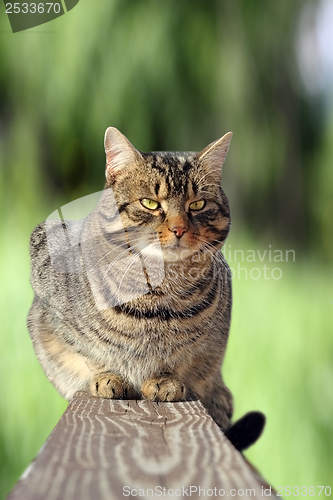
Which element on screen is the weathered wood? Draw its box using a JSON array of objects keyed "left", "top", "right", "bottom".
[{"left": 7, "top": 392, "right": 276, "bottom": 500}]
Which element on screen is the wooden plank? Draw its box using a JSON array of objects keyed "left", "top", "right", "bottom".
[{"left": 7, "top": 392, "right": 276, "bottom": 500}]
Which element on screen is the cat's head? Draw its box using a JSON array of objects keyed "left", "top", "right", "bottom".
[{"left": 103, "top": 127, "right": 232, "bottom": 262}]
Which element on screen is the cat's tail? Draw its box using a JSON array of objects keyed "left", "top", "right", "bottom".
[{"left": 225, "top": 411, "right": 266, "bottom": 452}]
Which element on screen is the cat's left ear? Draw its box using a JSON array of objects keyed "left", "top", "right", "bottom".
[
  {"left": 198, "top": 132, "right": 232, "bottom": 176},
  {"left": 104, "top": 127, "right": 142, "bottom": 181}
]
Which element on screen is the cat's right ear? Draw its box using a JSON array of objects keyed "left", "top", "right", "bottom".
[{"left": 104, "top": 127, "right": 141, "bottom": 182}]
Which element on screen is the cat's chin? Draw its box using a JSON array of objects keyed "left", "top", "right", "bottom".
[{"left": 162, "top": 245, "right": 197, "bottom": 262}]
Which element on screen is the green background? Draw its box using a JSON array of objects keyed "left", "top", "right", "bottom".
[{"left": 0, "top": 0, "right": 332, "bottom": 498}]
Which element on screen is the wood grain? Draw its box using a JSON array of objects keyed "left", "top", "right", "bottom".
[{"left": 7, "top": 392, "right": 276, "bottom": 500}]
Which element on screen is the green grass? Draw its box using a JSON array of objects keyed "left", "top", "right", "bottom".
[
  {"left": 0, "top": 220, "right": 67, "bottom": 498},
  {"left": 223, "top": 234, "right": 333, "bottom": 493},
  {"left": 0, "top": 223, "right": 332, "bottom": 498}
]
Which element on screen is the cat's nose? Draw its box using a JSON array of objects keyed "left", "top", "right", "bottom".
[{"left": 169, "top": 226, "right": 187, "bottom": 238}]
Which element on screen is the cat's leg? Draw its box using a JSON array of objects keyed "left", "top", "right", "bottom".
[
  {"left": 177, "top": 355, "right": 233, "bottom": 429},
  {"left": 141, "top": 375, "right": 186, "bottom": 402},
  {"left": 34, "top": 326, "right": 139, "bottom": 400},
  {"left": 201, "top": 381, "right": 233, "bottom": 431},
  {"left": 28, "top": 300, "right": 139, "bottom": 400},
  {"left": 29, "top": 325, "right": 98, "bottom": 401},
  {"left": 90, "top": 373, "right": 139, "bottom": 399},
  {"left": 185, "top": 369, "right": 265, "bottom": 449}
]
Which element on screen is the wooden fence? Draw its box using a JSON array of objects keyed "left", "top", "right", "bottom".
[{"left": 7, "top": 392, "right": 276, "bottom": 500}]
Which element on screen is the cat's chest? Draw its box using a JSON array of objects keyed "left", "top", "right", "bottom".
[
  {"left": 102, "top": 324, "right": 198, "bottom": 389},
  {"left": 90, "top": 301, "right": 201, "bottom": 349}
]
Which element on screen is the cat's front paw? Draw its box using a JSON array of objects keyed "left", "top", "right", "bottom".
[
  {"left": 90, "top": 373, "right": 137, "bottom": 399},
  {"left": 141, "top": 376, "right": 186, "bottom": 402}
]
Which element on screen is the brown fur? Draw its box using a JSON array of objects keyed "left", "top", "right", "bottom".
[{"left": 28, "top": 128, "right": 234, "bottom": 431}]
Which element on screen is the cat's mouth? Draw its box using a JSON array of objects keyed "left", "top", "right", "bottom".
[{"left": 165, "top": 240, "right": 184, "bottom": 250}]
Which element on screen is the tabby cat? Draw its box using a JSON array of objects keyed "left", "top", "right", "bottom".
[{"left": 28, "top": 127, "right": 264, "bottom": 450}]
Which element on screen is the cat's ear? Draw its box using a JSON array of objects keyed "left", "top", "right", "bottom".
[
  {"left": 104, "top": 127, "right": 141, "bottom": 181},
  {"left": 198, "top": 132, "right": 232, "bottom": 175}
]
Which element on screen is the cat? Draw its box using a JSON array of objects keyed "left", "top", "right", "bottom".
[{"left": 28, "top": 127, "right": 265, "bottom": 451}]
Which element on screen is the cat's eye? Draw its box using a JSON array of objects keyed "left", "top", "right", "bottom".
[
  {"left": 189, "top": 200, "right": 206, "bottom": 211},
  {"left": 140, "top": 198, "right": 160, "bottom": 210}
]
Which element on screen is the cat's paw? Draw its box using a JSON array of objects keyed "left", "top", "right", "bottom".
[
  {"left": 90, "top": 373, "right": 137, "bottom": 399},
  {"left": 141, "top": 376, "right": 186, "bottom": 402}
]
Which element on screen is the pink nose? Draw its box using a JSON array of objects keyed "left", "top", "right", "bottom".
[{"left": 170, "top": 226, "right": 187, "bottom": 238}]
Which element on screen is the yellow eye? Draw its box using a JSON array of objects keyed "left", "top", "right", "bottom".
[
  {"left": 140, "top": 198, "right": 160, "bottom": 210},
  {"left": 189, "top": 200, "right": 206, "bottom": 211}
]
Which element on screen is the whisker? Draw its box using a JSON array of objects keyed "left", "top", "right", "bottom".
[
  {"left": 117, "top": 252, "right": 145, "bottom": 291},
  {"left": 87, "top": 241, "right": 132, "bottom": 272}
]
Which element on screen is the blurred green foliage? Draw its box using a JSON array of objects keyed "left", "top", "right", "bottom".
[
  {"left": 0, "top": 0, "right": 332, "bottom": 498},
  {"left": 1, "top": 0, "right": 332, "bottom": 251}
]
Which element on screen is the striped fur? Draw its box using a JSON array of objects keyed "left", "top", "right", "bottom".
[{"left": 28, "top": 128, "right": 234, "bottom": 431}]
